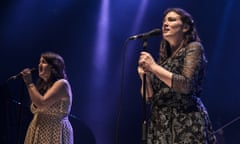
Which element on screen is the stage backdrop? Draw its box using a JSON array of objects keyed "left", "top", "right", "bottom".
[{"left": 0, "top": 0, "right": 240, "bottom": 143}]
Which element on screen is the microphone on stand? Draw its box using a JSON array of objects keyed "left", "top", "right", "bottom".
[
  {"left": 128, "top": 28, "right": 162, "bottom": 40},
  {"left": 7, "top": 68, "right": 37, "bottom": 81}
]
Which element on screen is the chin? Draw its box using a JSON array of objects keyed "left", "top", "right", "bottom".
[
  {"left": 163, "top": 34, "right": 174, "bottom": 41},
  {"left": 39, "top": 73, "right": 45, "bottom": 79}
]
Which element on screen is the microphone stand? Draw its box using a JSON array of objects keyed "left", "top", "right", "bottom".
[
  {"left": 6, "top": 77, "right": 25, "bottom": 144},
  {"left": 141, "top": 38, "right": 148, "bottom": 144},
  {"left": 16, "top": 80, "right": 25, "bottom": 144},
  {"left": 1, "top": 81, "right": 10, "bottom": 143}
]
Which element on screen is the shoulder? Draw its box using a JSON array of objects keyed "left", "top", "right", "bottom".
[
  {"left": 186, "top": 41, "right": 204, "bottom": 53},
  {"left": 185, "top": 41, "right": 207, "bottom": 62},
  {"left": 53, "top": 79, "right": 72, "bottom": 98},
  {"left": 53, "top": 79, "right": 71, "bottom": 89},
  {"left": 187, "top": 41, "right": 203, "bottom": 49}
]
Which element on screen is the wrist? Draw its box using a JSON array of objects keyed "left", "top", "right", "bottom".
[
  {"left": 24, "top": 79, "right": 33, "bottom": 85},
  {"left": 150, "top": 62, "right": 158, "bottom": 72},
  {"left": 27, "top": 83, "right": 35, "bottom": 88}
]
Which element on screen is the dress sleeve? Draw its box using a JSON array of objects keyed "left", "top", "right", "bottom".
[{"left": 171, "top": 42, "right": 206, "bottom": 94}]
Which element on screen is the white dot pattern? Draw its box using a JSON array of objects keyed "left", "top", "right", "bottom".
[{"left": 24, "top": 100, "right": 73, "bottom": 144}]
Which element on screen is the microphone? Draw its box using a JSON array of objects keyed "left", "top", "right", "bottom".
[
  {"left": 8, "top": 68, "right": 37, "bottom": 81},
  {"left": 128, "top": 28, "right": 161, "bottom": 40}
]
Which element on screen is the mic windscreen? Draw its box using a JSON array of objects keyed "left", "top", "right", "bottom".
[{"left": 148, "top": 28, "right": 161, "bottom": 36}]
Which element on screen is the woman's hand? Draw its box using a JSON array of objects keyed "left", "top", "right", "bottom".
[
  {"left": 137, "top": 52, "right": 155, "bottom": 98},
  {"left": 138, "top": 51, "right": 156, "bottom": 82},
  {"left": 21, "top": 68, "right": 33, "bottom": 85},
  {"left": 137, "top": 66, "right": 145, "bottom": 80},
  {"left": 138, "top": 51, "right": 156, "bottom": 73}
]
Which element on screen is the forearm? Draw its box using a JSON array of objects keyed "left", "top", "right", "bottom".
[
  {"left": 26, "top": 83, "right": 45, "bottom": 108},
  {"left": 151, "top": 63, "right": 173, "bottom": 88}
]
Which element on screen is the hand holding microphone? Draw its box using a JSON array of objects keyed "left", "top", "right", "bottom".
[
  {"left": 8, "top": 68, "right": 36, "bottom": 83},
  {"left": 20, "top": 68, "right": 36, "bottom": 85},
  {"left": 138, "top": 51, "right": 156, "bottom": 72}
]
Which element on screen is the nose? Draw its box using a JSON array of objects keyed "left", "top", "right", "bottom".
[
  {"left": 162, "top": 23, "right": 168, "bottom": 30},
  {"left": 162, "top": 21, "right": 168, "bottom": 28},
  {"left": 163, "top": 20, "right": 169, "bottom": 26}
]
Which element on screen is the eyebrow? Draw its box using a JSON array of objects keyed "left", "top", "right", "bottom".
[{"left": 163, "top": 15, "right": 181, "bottom": 21}]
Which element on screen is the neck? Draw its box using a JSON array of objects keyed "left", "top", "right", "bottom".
[{"left": 169, "top": 38, "right": 183, "bottom": 52}]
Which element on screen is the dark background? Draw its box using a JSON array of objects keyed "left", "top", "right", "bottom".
[{"left": 1, "top": 0, "right": 240, "bottom": 143}]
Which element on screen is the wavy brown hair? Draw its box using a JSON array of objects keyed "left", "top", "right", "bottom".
[
  {"left": 36, "top": 52, "right": 67, "bottom": 95},
  {"left": 159, "top": 8, "right": 200, "bottom": 63}
]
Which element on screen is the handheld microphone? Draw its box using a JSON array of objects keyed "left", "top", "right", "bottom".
[
  {"left": 8, "top": 68, "right": 37, "bottom": 81},
  {"left": 128, "top": 28, "right": 161, "bottom": 40}
]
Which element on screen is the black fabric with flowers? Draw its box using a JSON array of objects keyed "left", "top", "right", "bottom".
[{"left": 147, "top": 42, "right": 216, "bottom": 144}]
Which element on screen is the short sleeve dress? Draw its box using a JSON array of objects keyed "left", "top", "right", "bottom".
[
  {"left": 147, "top": 42, "right": 216, "bottom": 144},
  {"left": 24, "top": 98, "right": 73, "bottom": 144}
]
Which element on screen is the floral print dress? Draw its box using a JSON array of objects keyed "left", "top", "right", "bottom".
[{"left": 147, "top": 42, "right": 216, "bottom": 144}]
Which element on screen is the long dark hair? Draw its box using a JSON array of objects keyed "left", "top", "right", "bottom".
[
  {"left": 36, "top": 52, "right": 67, "bottom": 95},
  {"left": 159, "top": 8, "right": 200, "bottom": 62}
]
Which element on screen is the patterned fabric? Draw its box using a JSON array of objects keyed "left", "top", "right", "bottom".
[
  {"left": 24, "top": 99, "right": 73, "bottom": 144},
  {"left": 147, "top": 42, "right": 216, "bottom": 144}
]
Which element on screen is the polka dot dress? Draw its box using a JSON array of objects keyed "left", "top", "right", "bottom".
[{"left": 24, "top": 100, "right": 73, "bottom": 144}]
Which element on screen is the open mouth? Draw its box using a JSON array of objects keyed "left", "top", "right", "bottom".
[
  {"left": 163, "top": 27, "right": 170, "bottom": 33},
  {"left": 39, "top": 67, "right": 43, "bottom": 73}
]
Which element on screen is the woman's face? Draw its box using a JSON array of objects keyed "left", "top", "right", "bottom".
[
  {"left": 162, "top": 11, "right": 187, "bottom": 42},
  {"left": 38, "top": 57, "right": 51, "bottom": 81}
]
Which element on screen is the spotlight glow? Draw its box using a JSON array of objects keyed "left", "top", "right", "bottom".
[{"left": 94, "top": 0, "right": 109, "bottom": 71}]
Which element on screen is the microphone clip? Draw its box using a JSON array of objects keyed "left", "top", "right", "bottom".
[{"left": 128, "top": 28, "right": 161, "bottom": 40}]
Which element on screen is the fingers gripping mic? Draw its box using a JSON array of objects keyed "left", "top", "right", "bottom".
[
  {"left": 8, "top": 68, "right": 37, "bottom": 81},
  {"left": 128, "top": 28, "right": 161, "bottom": 40}
]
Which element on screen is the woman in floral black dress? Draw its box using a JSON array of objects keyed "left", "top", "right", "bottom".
[{"left": 138, "top": 8, "right": 217, "bottom": 144}]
